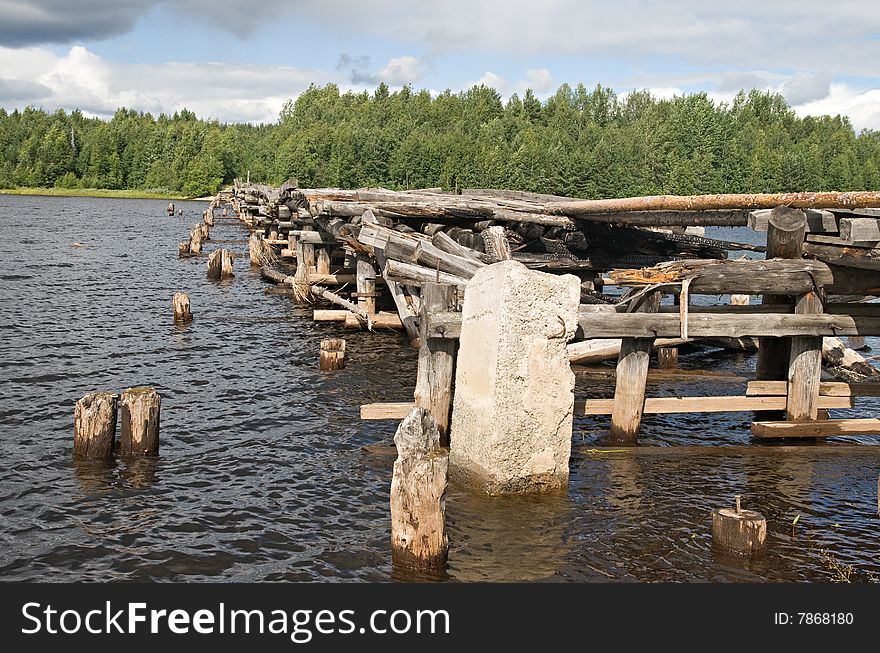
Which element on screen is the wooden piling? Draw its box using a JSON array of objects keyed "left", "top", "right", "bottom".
[
  {"left": 756, "top": 207, "right": 806, "bottom": 382},
  {"left": 390, "top": 407, "right": 448, "bottom": 571},
  {"left": 610, "top": 291, "right": 660, "bottom": 444},
  {"left": 657, "top": 347, "right": 678, "bottom": 368},
  {"left": 356, "top": 254, "right": 377, "bottom": 315},
  {"left": 316, "top": 248, "right": 331, "bottom": 275},
  {"left": 188, "top": 225, "right": 203, "bottom": 254},
  {"left": 207, "top": 249, "right": 234, "bottom": 280},
  {"left": 204, "top": 210, "right": 214, "bottom": 227},
  {"left": 787, "top": 291, "right": 823, "bottom": 421},
  {"left": 167, "top": 202, "right": 175, "bottom": 216},
  {"left": 172, "top": 292, "right": 192, "bottom": 324},
  {"left": 414, "top": 283, "right": 457, "bottom": 446},
  {"left": 178, "top": 242, "right": 189, "bottom": 257},
  {"left": 73, "top": 392, "right": 118, "bottom": 460},
  {"left": 119, "top": 387, "right": 160, "bottom": 456},
  {"left": 711, "top": 495, "right": 767, "bottom": 556},
  {"left": 319, "top": 338, "right": 346, "bottom": 370}
]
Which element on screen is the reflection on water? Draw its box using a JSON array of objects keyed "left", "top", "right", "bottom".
[{"left": 0, "top": 197, "right": 878, "bottom": 582}]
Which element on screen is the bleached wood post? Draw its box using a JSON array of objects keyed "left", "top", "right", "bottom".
[
  {"left": 119, "top": 387, "right": 160, "bottom": 456},
  {"left": 657, "top": 347, "right": 678, "bottom": 368},
  {"left": 712, "top": 495, "right": 767, "bottom": 556},
  {"left": 167, "top": 202, "right": 175, "bottom": 216},
  {"left": 756, "top": 207, "right": 806, "bottom": 382},
  {"left": 414, "top": 283, "right": 457, "bottom": 446},
  {"left": 172, "top": 292, "right": 192, "bottom": 324},
  {"left": 730, "top": 294, "right": 750, "bottom": 306},
  {"left": 200, "top": 222, "right": 210, "bottom": 240},
  {"left": 188, "top": 225, "right": 203, "bottom": 254},
  {"left": 356, "top": 254, "right": 377, "bottom": 315},
  {"left": 221, "top": 249, "right": 234, "bottom": 278},
  {"left": 390, "top": 407, "right": 448, "bottom": 571},
  {"left": 316, "top": 248, "right": 331, "bottom": 275},
  {"left": 178, "top": 242, "right": 189, "bottom": 257},
  {"left": 787, "top": 291, "right": 823, "bottom": 421},
  {"left": 207, "top": 249, "right": 222, "bottom": 280},
  {"left": 73, "top": 392, "right": 118, "bottom": 460},
  {"left": 248, "top": 232, "right": 262, "bottom": 266},
  {"left": 481, "top": 225, "right": 512, "bottom": 260},
  {"left": 319, "top": 338, "right": 346, "bottom": 370},
  {"left": 204, "top": 209, "right": 214, "bottom": 227},
  {"left": 610, "top": 291, "right": 661, "bottom": 444}
]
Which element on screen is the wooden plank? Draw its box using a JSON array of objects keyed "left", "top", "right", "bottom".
[
  {"left": 751, "top": 418, "right": 880, "bottom": 438},
  {"left": 804, "top": 242, "right": 880, "bottom": 272},
  {"left": 576, "top": 313, "right": 880, "bottom": 338},
  {"left": 839, "top": 218, "right": 880, "bottom": 242},
  {"left": 747, "top": 380, "right": 880, "bottom": 397},
  {"left": 786, "top": 292, "right": 824, "bottom": 420},
  {"left": 585, "top": 394, "right": 852, "bottom": 415},
  {"left": 749, "top": 208, "right": 837, "bottom": 233},
  {"left": 806, "top": 234, "right": 880, "bottom": 248}
]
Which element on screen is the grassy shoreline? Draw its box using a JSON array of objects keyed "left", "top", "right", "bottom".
[{"left": 0, "top": 187, "right": 193, "bottom": 200}]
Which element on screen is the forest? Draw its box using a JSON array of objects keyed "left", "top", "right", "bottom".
[{"left": 1, "top": 82, "right": 878, "bottom": 198}]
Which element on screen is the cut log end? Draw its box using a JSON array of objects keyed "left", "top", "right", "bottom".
[
  {"left": 711, "top": 504, "right": 767, "bottom": 556},
  {"left": 172, "top": 292, "right": 192, "bottom": 324},
  {"left": 119, "top": 387, "right": 160, "bottom": 457},
  {"left": 319, "top": 338, "right": 346, "bottom": 370},
  {"left": 73, "top": 391, "right": 119, "bottom": 460}
]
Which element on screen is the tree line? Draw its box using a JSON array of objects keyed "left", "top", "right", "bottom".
[{"left": 1, "top": 83, "right": 878, "bottom": 198}]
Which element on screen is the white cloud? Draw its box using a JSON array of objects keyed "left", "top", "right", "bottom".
[
  {"left": 794, "top": 84, "right": 880, "bottom": 132},
  {"left": 378, "top": 56, "right": 425, "bottom": 86},
  {"left": 0, "top": 45, "right": 326, "bottom": 123},
  {"left": 520, "top": 68, "right": 552, "bottom": 94}
]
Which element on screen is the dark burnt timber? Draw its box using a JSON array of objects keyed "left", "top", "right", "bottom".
[{"left": 226, "top": 181, "right": 880, "bottom": 458}]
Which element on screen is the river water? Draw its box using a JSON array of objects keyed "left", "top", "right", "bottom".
[{"left": 0, "top": 195, "right": 877, "bottom": 582}]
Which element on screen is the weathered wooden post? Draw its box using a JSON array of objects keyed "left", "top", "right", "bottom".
[
  {"left": 200, "top": 222, "right": 210, "bottom": 240},
  {"left": 711, "top": 495, "right": 767, "bottom": 556},
  {"left": 177, "top": 209, "right": 183, "bottom": 216},
  {"left": 449, "top": 261, "right": 579, "bottom": 494},
  {"left": 189, "top": 225, "right": 203, "bottom": 254},
  {"left": 610, "top": 291, "right": 661, "bottom": 444},
  {"left": 316, "top": 248, "right": 331, "bottom": 275},
  {"left": 167, "top": 202, "right": 175, "bottom": 216},
  {"left": 222, "top": 207, "right": 228, "bottom": 217},
  {"left": 172, "top": 292, "right": 192, "bottom": 324},
  {"left": 657, "top": 347, "right": 678, "bottom": 368},
  {"left": 390, "top": 407, "right": 448, "bottom": 571},
  {"left": 730, "top": 294, "right": 750, "bottom": 306},
  {"left": 356, "top": 254, "right": 377, "bottom": 315},
  {"left": 319, "top": 339, "right": 346, "bottom": 370},
  {"left": 414, "top": 283, "right": 457, "bottom": 446},
  {"left": 204, "top": 209, "right": 214, "bottom": 227},
  {"left": 73, "top": 392, "right": 118, "bottom": 460},
  {"left": 119, "top": 387, "right": 160, "bottom": 456},
  {"left": 207, "top": 249, "right": 234, "bottom": 280},
  {"left": 481, "top": 225, "right": 512, "bottom": 260},
  {"left": 787, "top": 291, "right": 823, "bottom": 421},
  {"left": 756, "top": 207, "right": 806, "bottom": 381},
  {"left": 178, "top": 242, "right": 189, "bottom": 257},
  {"left": 248, "top": 232, "right": 262, "bottom": 266}
]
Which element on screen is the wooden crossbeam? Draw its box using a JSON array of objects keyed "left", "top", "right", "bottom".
[
  {"left": 751, "top": 419, "right": 880, "bottom": 438},
  {"left": 746, "top": 380, "right": 880, "bottom": 397}
]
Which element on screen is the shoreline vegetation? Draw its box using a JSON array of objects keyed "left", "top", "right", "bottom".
[{"left": 0, "top": 187, "right": 193, "bottom": 200}]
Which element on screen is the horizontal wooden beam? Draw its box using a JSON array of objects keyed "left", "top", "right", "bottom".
[
  {"left": 577, "top": 313, "right": 880, "bottom": 338},
  {"left": 582, "top": 394, "right": 852, "bottom": 415},
  {"left": 746, "top": 380, "right": 880, "bottom": 397},
  {"left": 748, "top": 208, "right": 837, "bottom": 233},
  {"left": 751, "top": 418, "right": 880, "bottom": 438},
  {"left": 839, "top": 218, "right": 880, "bottom": 242}
]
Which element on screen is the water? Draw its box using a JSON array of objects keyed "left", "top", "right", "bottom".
[{"left": 0, "top": 196, "right": 877, "bottom": 582}]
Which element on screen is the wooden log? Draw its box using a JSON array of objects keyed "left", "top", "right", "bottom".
[
  {"left": 481, "top": 225, "right": 512, "bottom": 261},
  {"left": 206, "top": 249, "right": 222, "bottom": 280},
  {"left": 839, "top": 218, "right": 880, "bottom": 242},
  {"left": 752, "top": 418, "right": 880, "bottom": 438},
  {"left": 311, "top": 284, "right": 371, "bottom": 322},
  {"left": 316, "top": 248, "right": 331, "bottom": 275},
  {"left": 575, "top": 312, "right": 880, "bottom": 338},
  {"left": 730, "top": 294, "right": 750, "bottom": 306},
  {"left": 415, "top": 241, "right": 484, "bottom": 278},
  {"left": 73, "top": 392, "right": 118, "bottom": 460},
  {"left": 248, "top": 232, "right": 263, "bottom": 266},
  {"left": 711, "top": 497, "right": 767, "bottom": 556},
  {"left": 119, "top": 387, "right": 160, "bottom": 456},
  {"left": 431, "top": 230, "right": 492, "bottom": 264},
  {"left": 825, "top": 264, "right": 880, "bottom": 295},
  {"left": 747, "top": 380, "right": 880, "bottom": 397},
  {"left": 390, "top": 408, "right": 448, "bottom": 571},
  {"left": 356, "top": 254, "right": 377, "bottom": 315},
  {"left": 568, "top": 337, "right": 687, "bottom": 365},
  {"left": 384, "top": 259, "right": 469, "bottom": 289},
  {"left": 748, "top": 208, "right": 837, "bottom": 233},
  {"left": 319, "top": 338, "right": 346, "bottom": 370},
  {"left": 546, "top": 191, "right": 880, "bottom": 215},
  {"left": 172, "top": 292, "right": 192, "bottom": 324},
  {"left": 344, "top": 311, "right": 403, "bottom": 330},
  {"left": 786, "top": 292, "right": 824, "bottom": 421},
  {"left": 806, "top": 234, "right": 880, "bottom": 248},
  {"left": 803, "top": 242, "right": 880, "bottom": 272},
  {"left": 414, "top": 284, "right": 457, "bottom": 445},
  {"left": 756, "top": 207, "right": 806, "bottom": 392},
  {"left": 314, "top": 309, "right": 347, "bottom": 322},
  {"left": 822, "top": 336, "right": 880, "bottom": 380},
  {"left": 610, "top": 291, "right": 660, "bottom": 443}
]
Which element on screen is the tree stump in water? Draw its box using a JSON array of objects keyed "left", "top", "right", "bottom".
[
  {"left": 221, "top": 249, "right": 234, "bottom": 278},
  {"left": 167, "top": 202, "right": 175, "bottom": 216},
  {"left": 319, "top": 339, "right": 346, "bottom": 370},
  {"left": 711, "top": 496, "right": 767, "bottom": 556},
  {"left": 200, "top": 223, "right": 210, "bottom": 240},
  {"left": 390, "top": 408, "right": 448, "bottom": 571},
  {"left": 248, "top": 232, "right": 262, "bottom": 266},
  {"left": 189, "top": 226, "right": 203, "bottom": 254},
  {"left": 119, "top": 387, "right": 160, "bottom": 456},
  {"left": 172, "top": 292, "right": 192, "bottom": 324},
  {"left": 178, "top": 242, "right": 189, "bottom": 257},
  {"left": 73, "top": 392, "right": 118, "bottom": 460},
  {"left": 204, "top": 210, "right": 214, "bottom": 227}
]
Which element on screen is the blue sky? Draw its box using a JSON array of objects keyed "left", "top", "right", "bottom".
[{"left": 1, "top": 0, "right": 879, "bottom": 129}]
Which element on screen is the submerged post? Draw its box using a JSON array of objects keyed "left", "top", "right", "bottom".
[
  {"left": 73, "top": 392, "right": 118, "bottom": 460},
  {"left": 610, "top": 291, "right": 660, "bottom": 444},
  {"left": 172, "top": 292, "right": 192, "bottom": 324},
  {"left": 390, "top": 408, "right": 448, "bottom": 571},
  {"left": 119, "top": 387, "right": 160, "bottom": 456},
  {"left": 449, "top": 260, "right": 579, "bottom": 494},
  {"left": 356, "top": 254, "right": 377, "bottom": 315},
  {"left": 711, "top": 495, "right": 767, "bottom": 556},
  {"left": 319, "top": 338, "right": 346, "bottom": 370}
]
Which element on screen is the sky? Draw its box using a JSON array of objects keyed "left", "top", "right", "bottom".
[{"left": 0, "top": 0, "right": 879, "bottom": 130}]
